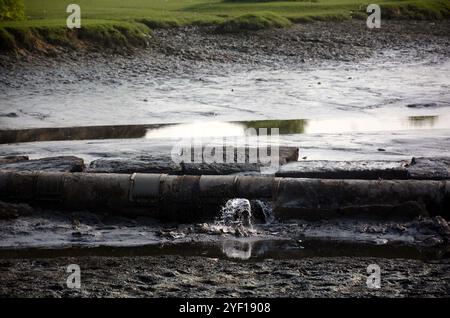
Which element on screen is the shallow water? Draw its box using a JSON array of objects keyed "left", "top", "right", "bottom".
[
  {"left": 1, "top": 128, "right": 449, "bottom": 163},
  {"left": 2, "top": 115, "right": 449, "bottom": 144}
]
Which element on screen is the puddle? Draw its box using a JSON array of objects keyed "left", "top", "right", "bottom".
[
  {"left": 0, "top": 238, "right": 447, "bottom": 261},
  {"left": 222, "top": 240, "right": 254, "bottom": 260}
]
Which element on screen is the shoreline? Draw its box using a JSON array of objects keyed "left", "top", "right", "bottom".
[
  {"left": 1, "top": 20, "right": 450, "bottom": 67},
  {"left": 1, "top": 0, "right": 449, "bottom": 56}
]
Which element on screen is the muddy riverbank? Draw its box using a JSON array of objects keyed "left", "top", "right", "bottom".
[
  {"left": 1, "top": 20, "right": 450, "bottom": 68},
  {"left": 1, "top": 20, "right": 450, "bottom": 98},
  {"left": 1, "top": 21, "right": 449, "bottom": 132},
  {"left": 148, "top": 20, "right": 450, "bottom": 64},
  {"left": 1, "top": 19, "right": 450, "bottom": 298}
]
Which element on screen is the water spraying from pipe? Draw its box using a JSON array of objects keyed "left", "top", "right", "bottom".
[{"left": 217, "top": 198, "right": 253, "bottom": 228}]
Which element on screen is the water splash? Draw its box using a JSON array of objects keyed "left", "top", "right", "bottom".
[
  {"left": 252, "top": 200, "right": 274, "bottom": 224},
  {"left": 214, "top": 198, "right": 255, "bottom": 237},
  {"left": 217, "top": 198, "right": 253, "bottom": 228},
  {"left": 209, "top": 198, "right": 275, "bottom": 237}
]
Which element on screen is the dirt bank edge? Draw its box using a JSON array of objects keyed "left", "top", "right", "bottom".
[
  {"left": 1, "top": 0, "right": 449, "bottom": 56},
  {"left": 0, "top": 21, "right": 152, "bottom": 55}
]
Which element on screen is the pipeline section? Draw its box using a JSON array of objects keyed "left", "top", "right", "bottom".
[{"left": 0, "top": 171, "right": 449, "bottom": 221}]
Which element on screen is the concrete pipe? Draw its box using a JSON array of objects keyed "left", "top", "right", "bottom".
[
  {"left": 0, "top": 171, "right": 449, "bottom": 221},
  {"left": 275, "top": 178, "right": 450, "bottom": 220}
]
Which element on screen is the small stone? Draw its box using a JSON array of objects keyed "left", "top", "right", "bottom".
[{"left": 0, "top": 112, "right": 18, "bottom": 118}]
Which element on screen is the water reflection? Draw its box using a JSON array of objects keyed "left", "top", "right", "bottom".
[
  {"left": 222, "top": 240, "right": 253, "bottom": 260},
  {"left": 145, "top": 122, "right": 246, "bottom": 139},
  {"left": 242, "top": 119, "right": 307, "bottom": 135},
  {"left": 1, "top": 115, "right": 448, "bottom": 144},
  {"left": 145, "top": 120, "right": 308, "bottom": 139},
  {"left": 145, "top": 116, "right": 449, "bottom": 138},
  {"left": 407, "top": 116, "right": 438, "bottom": 127},
  {"left": 0, "top": 124, "right": 156, "bottom": 144},
  {"left": 303, "top": 115, "right": 448, "bottom": 134}
]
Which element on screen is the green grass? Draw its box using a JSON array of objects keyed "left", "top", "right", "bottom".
[
  {"left": 0, "top": 0, "right": 25, "bottom": 21},
  {"left": 0, "top": 20, "right": 151, "bottom": 52},
  {"left": 0, "top": 0, "right": 449, "bottom": 52},
  {"left": 216, "top": 12, "right": 292, "bottom": 32},
  {"left": 11, "top": 0, "right": 449, "bottom": 23}
]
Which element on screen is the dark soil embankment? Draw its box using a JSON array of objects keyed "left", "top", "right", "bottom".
[
  {"left": 0, "top": 22, "right": 152, "bottom": 55},
  {"left": 1, "top": 20, "right": 449, "bottom": 65},
  {"left": 135, "top": 20, "right": 450, "bottom": 64}
]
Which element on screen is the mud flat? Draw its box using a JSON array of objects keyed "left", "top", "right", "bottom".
[
  {"left": 148, "top": 20, "right": 450, "bottom": 64},
  {"left": 1, "top": 20, "right": 449, "bottom": 132},
  {"left": 1, "top": 255, "right": 449, "bottom": 297}
]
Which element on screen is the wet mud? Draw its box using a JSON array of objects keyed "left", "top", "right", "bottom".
[
  {"left": 1, "top": 21, "right": 450, "bottom": 130},
  {"left": 1, "top": 255, "right": 449, "bottom": 297},
  {"left": 1, "top": 204, "right": 449, "bottom": 253}
]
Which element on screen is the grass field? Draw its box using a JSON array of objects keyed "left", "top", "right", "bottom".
[
  {"left": 9, "top": 0, "right": 450, "bottom": 25},
  {"left": 1, "top": 0, "right": 449, "bottom": 51}
]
